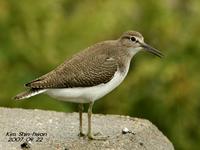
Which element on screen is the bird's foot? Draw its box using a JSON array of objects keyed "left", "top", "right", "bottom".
[
  {"left": 88, "top": 132, "right": 109, "bottom": 140},
  {"left": 78, "top": 132, "right": 86, "bottom": 137}
]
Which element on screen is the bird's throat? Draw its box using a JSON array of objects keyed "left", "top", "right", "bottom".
[{"left": 128, "top": 47, "right": 142, "bottom": 57}]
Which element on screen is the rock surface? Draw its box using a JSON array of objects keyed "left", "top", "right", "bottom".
[{"left": 0, "top": 107, "right": 174, "bottom": 150}]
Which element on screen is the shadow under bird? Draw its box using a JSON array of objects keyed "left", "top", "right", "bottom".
[{"left": 14, "top": 31, "right": 163, "bottom": 140}]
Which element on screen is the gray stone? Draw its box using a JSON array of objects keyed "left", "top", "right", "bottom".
[{"left": 0, "top": 107, "right": 174, "bottom": 150}]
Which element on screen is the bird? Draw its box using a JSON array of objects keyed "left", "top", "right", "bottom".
[{"left": 14, "top": 31, "right": 163, "bottom": 140}]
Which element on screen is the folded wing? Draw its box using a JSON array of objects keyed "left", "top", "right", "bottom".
[{"left": 25, "top": 54, "right": 118, "bottom": 89}]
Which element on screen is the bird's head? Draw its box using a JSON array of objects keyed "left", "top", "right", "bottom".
[{"left": 119, "top": 31, "right": 163, "bottom": 57}]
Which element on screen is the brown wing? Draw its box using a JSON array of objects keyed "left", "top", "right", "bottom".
[{"left": 25, "top": 54, "right": 118, "bottom": 89}]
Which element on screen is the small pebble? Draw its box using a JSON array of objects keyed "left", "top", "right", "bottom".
[
  {"left": 139, "top": 142, "right": 144, "bottom": 146},
  {"left": 122, "top": 127, "right": 130, "bottom": 134},
  {"left": 21, "top": 142, "right": 31, "bottom": 149}
]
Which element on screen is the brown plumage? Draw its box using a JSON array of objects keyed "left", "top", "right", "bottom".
[{"left": 25, "top": 41, "right": 130, "bottom": 89}]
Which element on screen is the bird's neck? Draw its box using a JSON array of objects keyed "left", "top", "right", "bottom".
[{"left": 127, "top": 47, "right": 142, "bottom": 58}]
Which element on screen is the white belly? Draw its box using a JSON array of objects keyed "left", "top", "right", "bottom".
[{"left": 45, "top": 69, "right": 129, "bottom": 103}]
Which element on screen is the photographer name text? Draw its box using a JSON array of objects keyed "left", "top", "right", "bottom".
[{"left": 5, "top": 131, "right": 48, "bottom": 143}]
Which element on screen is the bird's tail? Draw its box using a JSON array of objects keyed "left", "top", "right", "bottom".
[{"left": 13, "top": 89, "right": 46, "bottom": 100}]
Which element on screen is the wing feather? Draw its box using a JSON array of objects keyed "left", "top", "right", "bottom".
[{"left": 25, "top": 54, "right": 118, "bottom": 89}]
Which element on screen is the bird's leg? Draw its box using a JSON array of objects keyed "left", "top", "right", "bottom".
[
  {"left": 87, "top": 101, "right": 93, "bottom": 139},
  {"left": 78, "top": 103, "right": 85, "bottom": 137},
  {"left": 87, "top": 101, "right": 108, "bottom": 140}
]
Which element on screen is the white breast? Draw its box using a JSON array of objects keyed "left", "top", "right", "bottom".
[{"left": 46, "top": 66, "right": 130, "bottom": 103}]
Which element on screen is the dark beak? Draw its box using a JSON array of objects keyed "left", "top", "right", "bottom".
[{"left": 140, "top": 42, "right": 164, "bottom": 58}]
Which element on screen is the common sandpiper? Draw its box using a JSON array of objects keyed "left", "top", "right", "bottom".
[{"left": 14, "top": 31, "right": 163, "bottom": 140}]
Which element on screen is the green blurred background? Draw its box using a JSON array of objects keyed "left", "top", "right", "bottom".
[{"left": 0, "top": 0, "right": 200, "bottom": 149}]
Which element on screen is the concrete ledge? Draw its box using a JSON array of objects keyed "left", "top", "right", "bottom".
[{"left": 0, "top": 107, "right": 174, "bottom": 150}]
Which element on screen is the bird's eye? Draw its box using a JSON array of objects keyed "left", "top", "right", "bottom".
[{"left": 130, "top": 36, "right": 136, "bottom": 42}]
